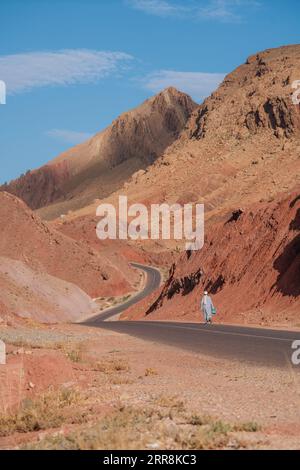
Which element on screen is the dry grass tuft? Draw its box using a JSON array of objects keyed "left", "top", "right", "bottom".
[
  {"left": 65, "top": 348, "right": 83, "bottom": 363},
  {"left": 54, "top": 342, "right": 86, "bottom": 363},
  {"left": 154, "top": 395, "right": 185, "bottom": 411},
  {"left": 145, "top": 368, "right": 158, "bottom": 377},
  {"left": 233, "top": 421, "right": 261, "bottom": 432},
  {"left": 110, "top": 377, "right": 134, "bottom": 385},
  {"left": 94, "top": 358, "right": 130, "bottom": 374}
]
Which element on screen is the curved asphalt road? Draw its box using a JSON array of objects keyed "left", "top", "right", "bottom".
[
  {"left": 84, "top": 262, "right": 162, "bottom": 323},
  {"left": 84, "top": 264, "right": 300, "bottom": 371}
]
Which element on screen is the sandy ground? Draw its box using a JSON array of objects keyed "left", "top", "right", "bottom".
[{"left": 0, "top": 322, "right": 300, "bottom": 450}]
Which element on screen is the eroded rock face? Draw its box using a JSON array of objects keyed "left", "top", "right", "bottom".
[
  {"left": 1, "top": 163, "right": 69, "bottom": 210},
  {"left": 147, "top": 188, "right": 300, "bottom": 323},
  {"left": 244, "top": 97, "right": 297, "bottom": 138},
  {"left": 146, "top": 264, "right": 203, "bottom": 314},
  {"left": 187, "top": 46, "right": 300, "bottom": 142}
]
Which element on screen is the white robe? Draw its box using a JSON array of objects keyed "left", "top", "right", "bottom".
[{"left": 201, "top": 295, "right": 214, "bottom": 321}]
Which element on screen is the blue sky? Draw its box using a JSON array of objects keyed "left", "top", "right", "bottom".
[{"left": 0, "top": 0, "right": 299, "bottom": 183}]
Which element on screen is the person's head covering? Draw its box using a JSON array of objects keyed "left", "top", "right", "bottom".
[{"left": 204, "top": 290, "right": 208, "bottom": 295}]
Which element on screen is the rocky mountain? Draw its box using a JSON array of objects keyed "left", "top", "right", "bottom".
[
  {"left": 117, "top": 45, "right": 300, "bottom": 325},
  {"left": 136, "top": 187, "right": 299, "bottom": 326},
  {"left": 1, "top": 88, "right": 197, "bottom": 219},
  {"left": 56, "top": 46, "right": 300, "bottom": 255},
  {"left": 111, "top": 45, "right": 300, "bottom": 229}
]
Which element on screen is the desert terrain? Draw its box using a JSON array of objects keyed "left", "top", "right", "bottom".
[
  {"left": 1, "top": 321, "right": 300, "bottom": 450},
  {"left": 0, "top": 44, "right": 300, "bottom": 450}
]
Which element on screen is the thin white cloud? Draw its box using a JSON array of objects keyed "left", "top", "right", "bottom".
[
  {"left": 126, "top": 0, "right": 187, "bottom": 17},
  {"left": 198, "top": 0, "right": 240, "bottom": 22},
  {"left": 142, "top": 70, "right": 226, "bottom": 101},
  {"left": 0, "top": 49, "right": 133, "bottom": 95},
  {"left": 46, "top": 129, "right": 93, "bottom": 145},
  {"left": 127, "top": 0, "right": 259, "bottom": 22},
  {"left": 197, "top": 0, "right": 260, "bottom": 23}
]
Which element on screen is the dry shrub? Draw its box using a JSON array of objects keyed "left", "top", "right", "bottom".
[
  {"left": 145, "top": 368, "right": 158, "bottom": 377},
  {"left": 55, "top": 342, "right": 86, "bottom": 363},
  {"left": 94, "top": 358, "right": 130, "bottom": 374},
  {"left": 154, "top": 395, "right": 185, "bottom": 411}
]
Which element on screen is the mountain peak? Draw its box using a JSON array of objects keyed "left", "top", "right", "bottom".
[
  {"left": 161, "top": 86, "right": 185, "bottom": 96},
  {"left": 151, "top": 86, "right": 196, "bottom": 106}
]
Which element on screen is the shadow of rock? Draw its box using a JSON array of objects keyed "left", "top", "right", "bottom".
[{"left": 272, "top": 208, "right": 300, "bottom": 297}]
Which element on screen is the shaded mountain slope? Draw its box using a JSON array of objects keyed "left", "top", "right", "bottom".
[{"left": 2, "top": 88, "right": 197, "bottom": 218}]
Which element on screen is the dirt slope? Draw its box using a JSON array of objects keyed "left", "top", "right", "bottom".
[
  {"left": 0, "top": 192, "right": 138, "bottom": 322},
  {"left": 0, "top": 257, "right": 97, "bottom": 323},
  {"left": 2, "top": 88, "right": 196, "bottom": 218}
]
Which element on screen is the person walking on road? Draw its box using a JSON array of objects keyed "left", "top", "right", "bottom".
[{"left": 201, "top": 290, "right": 215, "bottom": 324}]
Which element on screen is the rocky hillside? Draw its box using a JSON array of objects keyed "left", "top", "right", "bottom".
[
  {"left": 110, "top": 45, "right": 300, "bottom": 230},
  {"left": 130, "top": 187, "right": 300, "bottom": 326},
  {"left": 1, "top": 88, "right": 196, "bottom": 218},
  {"left": 117, "top": 45, "right": 300, "bottom": 325},
  {"left": 56, "top": 45, "right": 300, "bottom": 261}
]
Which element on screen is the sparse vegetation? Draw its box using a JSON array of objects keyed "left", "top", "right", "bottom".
[
  {"left": 122, "top": 294, "right": 131, "bottom": 302},
  {"left": 23, "top": 405, "right": 261, "bottom": 450},
  {"left": 54, "top": 341, "right": 86, "bottom": 363},
  {"left": 145, "top": 367, "right": 158, "bottom": 376},
  {"left": 188, "top": 414, "right": 211, "bottom": 426},
  {"left": 94, "top": 292, "right": 136, "bottom": 312},
  {"left": 233, "top": 421, "right": 261, "bottom": 433},
  {"left": 0, "top": 388, "right": 85, "bottom": 437},
  {"left": 94, "top": 358, "right": 130, "bottom": 374},
  {"left": 110, "top": 377, "right": 134, "bottom": 385},
  {"left": 154, "top": 395, "right": 185, "bottom": 411},
  {"left": 65, "top": 348, "right": 83, "bottom": 363}
]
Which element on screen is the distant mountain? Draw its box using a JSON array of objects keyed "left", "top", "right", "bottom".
[{"left": 1, "top": 87, "right": 197, "bottom": 219}]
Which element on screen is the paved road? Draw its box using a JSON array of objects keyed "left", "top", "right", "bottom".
[
  {"left": 84, "top": 263, "right": 300, "bottom": 370},
  {"left": 89, "top": 321, "right": 300, "bottom": 370},
  {"left": 84, "top": 263, "right": 161, "bottom": 323}
]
